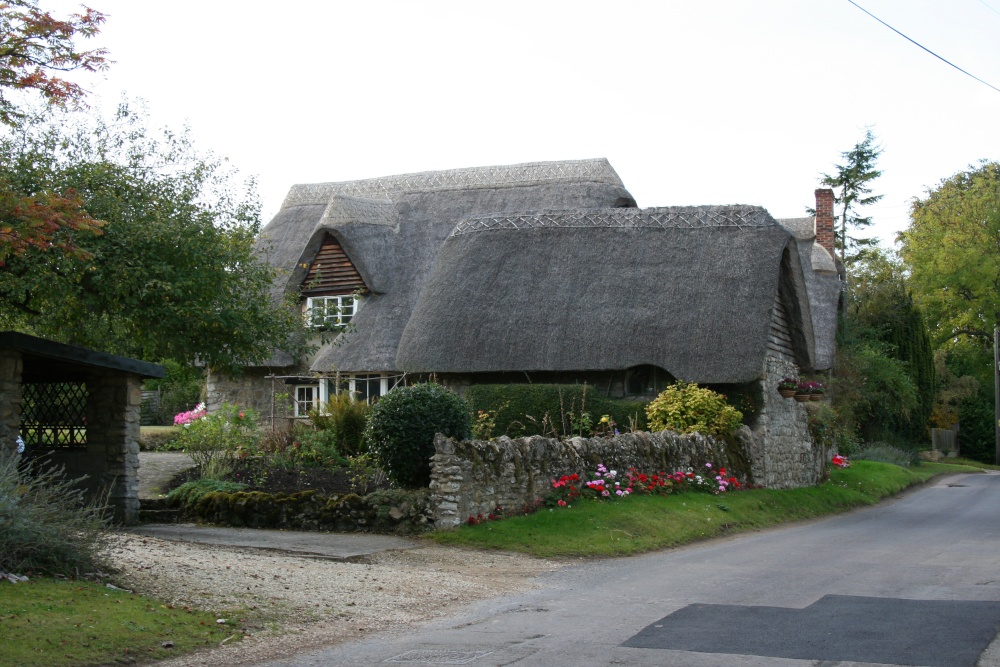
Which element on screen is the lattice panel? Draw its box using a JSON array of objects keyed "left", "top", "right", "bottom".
[
  {"left": 20, "top": 382, "right": 88, "bottom": 449},
  {"left": 281, "top": 159, "right": 623, "bottom": 208},
  {"left": 450, "top": 206, "right": 776, "bottom": 237}
]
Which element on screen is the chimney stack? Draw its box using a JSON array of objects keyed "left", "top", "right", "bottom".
[{"left": 814, "top": 188, "right": 835, "bottom": 260}]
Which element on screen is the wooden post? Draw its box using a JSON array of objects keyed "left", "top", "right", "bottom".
[{"left": 994, "top": 325, "right": 999, "bottom": 465}]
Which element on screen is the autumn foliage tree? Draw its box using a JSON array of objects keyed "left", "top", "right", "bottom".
[
  {"left": 0, "top": 0, "right": 108, "bottom": 272},
  {"left": 0, "top": 3, "right": 306, "bottom": 370},
  {"left": 0, "top": 0, "right": 108, "bottom": 123}
]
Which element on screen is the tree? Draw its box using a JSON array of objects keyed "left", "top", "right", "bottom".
[
  {"left": 847, "top": 248, "right": 935, "bottom": 441},
  {"left": 0, "top": 0, "right": 108, "bottom": 124},
  {"left": 819, "top": 129, "right": 884, "bottom": 266},
  {"left": 0, "top": 0, "right": 108, "bottom": 280},
  {"left": 899, "top": 161, "right": 1000, "bottom": 346},
  {"left": 0, "top": 103, "right": 307, "bottom": 371}
]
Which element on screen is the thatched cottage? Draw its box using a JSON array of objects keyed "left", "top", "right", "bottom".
[{"left": 208, "top": 159, "right": 841, "bottom": 487}]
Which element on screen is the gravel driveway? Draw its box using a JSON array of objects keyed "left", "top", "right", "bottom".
[
  {"left": 126, "top": 452, "right": 560, "bottom": 665},
  {"left": 108, "top": 532, "right": 560, "bottom": 667}
]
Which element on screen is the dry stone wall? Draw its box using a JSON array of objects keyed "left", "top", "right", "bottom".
[
  {"left": 429, "top": 428, "right": 754, "bottom": 528},
  {"left": 750, "top": 355, "right": 825, "bottom": 488}
]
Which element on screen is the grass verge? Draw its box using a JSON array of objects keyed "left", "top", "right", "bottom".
[
  {"left": 426, "top": 461, "right": 982, "bottom": 558},
  {"left": 0, "top": 577, "right": 241, "bottom": 667}
]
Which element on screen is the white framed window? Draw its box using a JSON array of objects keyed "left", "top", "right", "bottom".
[
  {"left": 348, "top": 373, "right": 389, "bottom": 404},
  {"left": 305, "top": 295, "right": 362, "bottom": 329},
  {"left": 294, "top": 385, "right": 318, "bottom": 417}
]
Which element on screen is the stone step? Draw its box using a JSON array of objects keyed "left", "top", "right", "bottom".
[
  {"left": 139, "top": 497, "right": 181, "bottom": 523},
  {"left": 139, "top": 508, "right": 182, "bottom": 523}
]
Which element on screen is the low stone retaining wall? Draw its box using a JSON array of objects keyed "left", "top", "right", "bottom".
[
  {"left": 429, "top": 428, "right": 755, "bottom": 528},
  {"left": 168, "top": 488, "right": 433, "bottom": 534}
]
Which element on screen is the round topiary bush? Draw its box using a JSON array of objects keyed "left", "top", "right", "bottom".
[
  {"left": 365, "top": 383, "right": 471, "bottom": 488},
  {"left": 645, "top": 381, "right": 743, "bottom": 437}
]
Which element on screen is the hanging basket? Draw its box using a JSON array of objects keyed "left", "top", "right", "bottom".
[
  {"left": 793, "top": 393, "right": 811, "bottom": 403},
  {"left": 778, "top": 388, "right": 797, "bottom": 398}
]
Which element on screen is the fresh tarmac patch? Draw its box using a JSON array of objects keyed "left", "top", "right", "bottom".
[{"left": 623, "top": 594, "right": 1000, "bottom": 667}]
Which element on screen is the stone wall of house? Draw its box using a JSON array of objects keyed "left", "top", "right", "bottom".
[
  {"left": 206, "top": 369, "right": 294, "bottom": 425},
  {"left": 429, "top": 429, "right": 754, "bottom": 528},
  {"left": 0, "top": 350, "right": 22, "bottom": 456},
  {"left": 748, "top": 355, "right": 825, "bottom": 489}
]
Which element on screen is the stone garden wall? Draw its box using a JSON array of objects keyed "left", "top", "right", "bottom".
[{"left": 429, "top": 428, "right": 755, "bottom": 528}]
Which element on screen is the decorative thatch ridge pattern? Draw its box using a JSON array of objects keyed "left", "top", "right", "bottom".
[
  {"left": 451, "top": 205, "right": 775, "bottom": 236},
  {"left": 320, "top": 196, "right": 398, "bottom": 228},
  {"left": 281, "top": 159, "right": 625, "bottom": 208}
]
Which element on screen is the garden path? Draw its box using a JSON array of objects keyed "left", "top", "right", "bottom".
[{"left": 137, "top": 451, "right": 195, "bottom": 499}]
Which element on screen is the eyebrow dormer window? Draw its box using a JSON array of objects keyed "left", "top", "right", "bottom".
[{"left": 305, "top": 295, "right": 362, "bottom": 329}]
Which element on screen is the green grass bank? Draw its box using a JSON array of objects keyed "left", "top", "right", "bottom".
[
  {"left": 426, "top": 460, "right": 985, "bottom": 558},
  {"left": 0, "top": 578, "right": 240, "bottom": 667}
]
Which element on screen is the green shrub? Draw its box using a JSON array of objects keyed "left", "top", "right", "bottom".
[
  {"left": 645, "top": 381, "right": 743, "bottom": 437},
  {"left": 289, "top": 424, "right": 348, "bottom": 468},
  {"left": 853, "top": 443, "right": 918, "bottom": 467},
  {"left": 365, "top": 383, "right": 471, "bottom": 488},
  {"left": 174, "top": 403, "right": 260, "bottom": 479},
  {"left": 309, "top": 392, "right": 371, "bottom": 456},
  {"left": 464, "top": 384, "right": 648, "bottom": 438},
  {"left": 0, "top": 452, "right": 109, "bottom": 575}
]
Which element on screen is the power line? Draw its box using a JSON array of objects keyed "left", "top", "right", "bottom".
[
  {"left": 846, "top": 0, "right": 1000, "bottom": 94},
  {"left": 977, "top": 0, "right": 1000, "bottom": 18}
]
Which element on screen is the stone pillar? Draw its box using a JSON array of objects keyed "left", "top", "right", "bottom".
[
  {"left": 86, "top": 370, "right": 142, "bottom": 524},
  {"left": 429, "top": 434, "right": 468, "bottom": 528},
  {"left": 0, "top": 350, "right": 22, "bottom": 456},
  {"left": 751, "top": 356, "right": 824, "bottom": 488}
]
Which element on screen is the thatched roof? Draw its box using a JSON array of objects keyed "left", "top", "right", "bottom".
[
  {"left": 254, "top": 158, "right": 837, "bottom": 380},
  {"left": 776, "top": 216, "right": 841, "bottom": 370},
  {"left": 395, "top": 206, "right": 816, "bottom": 383},
  {"left": 255, "top": 159, "right": 636, "bottom": 373}
]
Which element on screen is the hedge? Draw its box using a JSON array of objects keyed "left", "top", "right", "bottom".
[{"left": 464, "top": 383, "right": 649, "bottom": 437}]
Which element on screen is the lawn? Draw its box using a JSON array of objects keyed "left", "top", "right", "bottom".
[
  {"left": 426, "top": 460, "right": 984, "bottom": 558},
  {"left": 0, "top": 578, "right": 241, "bottom": 667}
]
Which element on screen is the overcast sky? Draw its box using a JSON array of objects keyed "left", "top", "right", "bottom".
[{"left": 44, "top": 0, "right": 1000, "bottom": 246}]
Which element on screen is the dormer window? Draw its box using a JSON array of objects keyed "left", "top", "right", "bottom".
[{"left": 305, "top": 295, "right": 362, "bottom": 329}]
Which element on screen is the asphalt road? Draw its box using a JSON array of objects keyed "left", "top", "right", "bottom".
[{"left": 258, "top": 471, "right": 1000, "bottom": 667}]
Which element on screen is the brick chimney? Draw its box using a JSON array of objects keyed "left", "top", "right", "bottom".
[{"left": 814, "top": 188, "right": 835, "bottom": 259}]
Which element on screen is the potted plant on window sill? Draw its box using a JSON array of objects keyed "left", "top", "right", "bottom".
[
  {"left": 777, "top": 378, "right": 798, "bottom": 398},
  {"left": 795, "top": 381, "right": 824, "bottom": 402}
]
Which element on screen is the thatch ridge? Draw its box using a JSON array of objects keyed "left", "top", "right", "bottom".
[
  {"left": 452, "top": 205, "right": 775, "bottom": 236},
  {"left": 320, "top": 196, "right": 398, "bottom": 228},
  {"left": 280, "top": 158, "right": 625, "bottom": 209}
]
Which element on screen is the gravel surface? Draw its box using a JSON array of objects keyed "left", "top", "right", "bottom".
[{"left": 107, "top": 532, "right": 562, "bottom": 666}]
